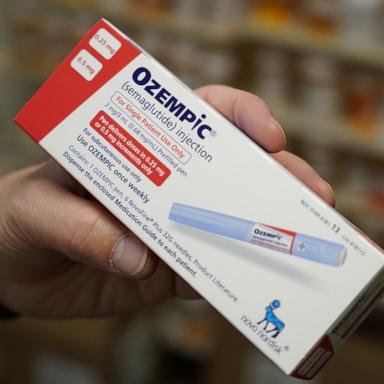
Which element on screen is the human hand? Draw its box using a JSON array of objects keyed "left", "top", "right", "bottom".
[{"left": 0, "top": 85, "right": 335, "bottom": 318}]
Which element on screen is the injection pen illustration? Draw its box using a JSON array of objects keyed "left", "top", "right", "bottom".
[{"left": 169, "top": 203, "right": 347, "bottom": 267}]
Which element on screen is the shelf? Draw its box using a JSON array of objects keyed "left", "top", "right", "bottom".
[
  {"left": 242, "top": 19, "right": 384, "bottom": 70},
  {"left": 95, "top": 5, "right": 384, "bottom": 70},
  {"left": 19, "top": 0, "right": 384, "bottom": 70},
  {"left": 45, "top": 0, "right": 237, "bottom": 45},
  {"left": 107, "top": 11, "right": 384, "bottom": 67},
  {"left": 44, "top": 0, "right": 384, "bottom": 69},
  {"left": 104, "top": 8, "right": 238, "bottom": 46},
  {"left": 274, "top": 106, "right": 384, "bottom": 160}
]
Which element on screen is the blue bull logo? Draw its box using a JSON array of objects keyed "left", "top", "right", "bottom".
[{"left": 257, "top": 300, "right": 285, "bottom": 338}]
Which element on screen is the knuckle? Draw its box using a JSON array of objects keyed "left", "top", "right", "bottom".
[
  {"left": 67, "top": 211, "right": 101, "bottom": 256},
  {"left": 2, "top": 178, "right": 44, "bottom": 244},
  {"left": 7, "top": 180, "right": 39, "bottom": 225},
  {"left": 66, "top": 208, "right": 118, "bottom": 266}
]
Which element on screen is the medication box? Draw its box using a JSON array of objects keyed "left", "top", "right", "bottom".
[{"left": 15, "top": 19, "right": 384, "bottom": 379}]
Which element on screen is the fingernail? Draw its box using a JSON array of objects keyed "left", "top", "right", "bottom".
[
  {"left": 111, "top": 235, "right": 148, "bottom": 276},
  {"left": 272, "top": 118, "right": 287, "bottom": 145}
]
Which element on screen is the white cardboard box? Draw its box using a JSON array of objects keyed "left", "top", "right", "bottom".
[{"left": 15, "top": 19, "right": 384, "bottom": 379}]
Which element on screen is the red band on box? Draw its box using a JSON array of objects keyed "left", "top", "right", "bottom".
[
  {"left": 90, "top": 111, "right": 171, "bottom": 186},
  {"left": 14, "top": 19, "right": 140, "bottom": 142}
]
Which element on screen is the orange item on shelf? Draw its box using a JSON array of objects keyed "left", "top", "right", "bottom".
[
  {"left": 300, "top": 0, "right": 339, "bottom": 37},
  {"left": 249, "top": 0, "right": 298, "bottom": 27},
  {"left": 345, "top": 72, "right": 380, "bottom": 138}
]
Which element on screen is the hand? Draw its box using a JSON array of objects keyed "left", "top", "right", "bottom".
[{"left": 0, "top": 85, "right": 335, "bottom": 318}]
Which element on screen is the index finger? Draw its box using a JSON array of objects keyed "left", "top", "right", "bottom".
[{"left": 196, "top": 85, "right": 286, "bottom": 153}]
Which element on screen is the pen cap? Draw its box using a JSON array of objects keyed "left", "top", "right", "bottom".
[
  {"left": 292, "top": 234, "right": 347, "bottom": 267},
  {"left": 169, "top": 203, "right": 254, "bottom": 242}
]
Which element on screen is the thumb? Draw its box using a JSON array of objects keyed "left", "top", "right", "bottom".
[
  {"left": 23, "top": 177, "right": 156, "bottom": 279},
  {"left": 60, "top": 199, "right": 154, "bottom": 278}
]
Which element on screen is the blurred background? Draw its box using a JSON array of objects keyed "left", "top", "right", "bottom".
[{"left": 0, "top": 0, "right": 383, "bottom": 383}]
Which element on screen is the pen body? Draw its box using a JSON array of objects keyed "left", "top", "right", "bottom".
[{"left": 169, "top": 203, "right": 346, "bottom": 267}]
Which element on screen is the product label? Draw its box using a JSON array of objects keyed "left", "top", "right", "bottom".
[
  {"left": 248, "top": 224, "right": 296, "bottom": 254},
  {"left": 71, "top": 49, "right": 103, "bottom": 81},
  {"left": 90, "top": 27, "right": 122, "bottom": 60},
  {"left": 90, "top": 111, "right": 171, "bottom": 186}
]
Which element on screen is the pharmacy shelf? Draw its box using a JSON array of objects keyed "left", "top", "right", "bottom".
[
  {"left": 45, "top": 0, "right": 237, "bottom": 45},
  {"left": 56, "top": 2, "right": 384, "bottom": 67},
  {"left": 107, "top": 11, "right": 384, "bottom": 68},
  {"left": 105, "top": 8, "right": 237, "bottom": 45},
  {"left": 242, "top": 18, "right": 384, "bottom": 70},
  {"left": 44, "top": 1, "right": 384, "bottom": 69},
  {"left": 274, "top": 106, "right": 384, "bottom": 160}
]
